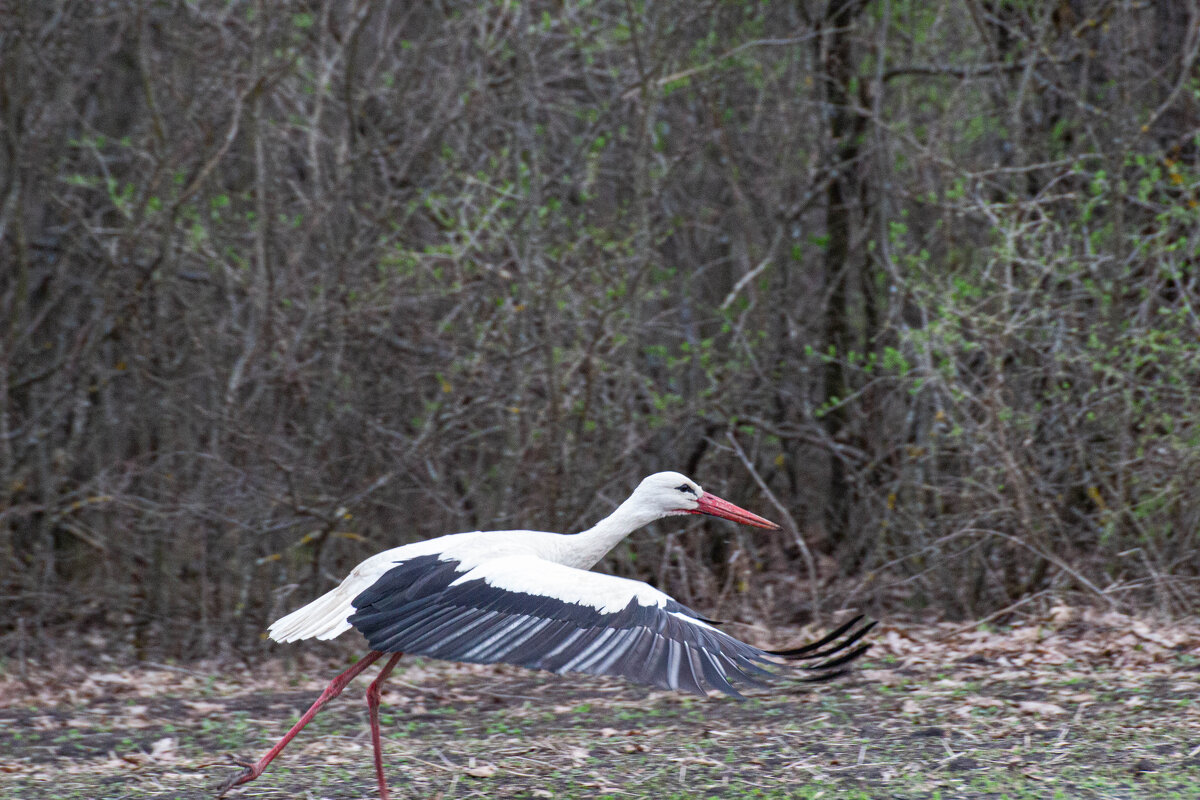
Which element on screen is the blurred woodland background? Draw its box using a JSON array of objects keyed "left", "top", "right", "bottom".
[{"left": 2, "top": 0, "right": 1199, "bottom": 664}]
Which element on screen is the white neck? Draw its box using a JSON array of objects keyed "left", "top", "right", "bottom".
[{"left": 559, "top": 496, "right": 664, "bottom": 570}]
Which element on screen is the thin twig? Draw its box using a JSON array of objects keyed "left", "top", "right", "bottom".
[
  {"left": 935, "top": 590, "right": 1053, "bottom": 641},
  {"left": 726, "top": 431, "right": 821, "bottom": 623},
  {"left": 720, "top": 228, "right": 782, "bottom": 311}
]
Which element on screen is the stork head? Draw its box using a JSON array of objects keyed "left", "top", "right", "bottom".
[{"left": 632, "top": 471, "right": 780, "bottom": 529}]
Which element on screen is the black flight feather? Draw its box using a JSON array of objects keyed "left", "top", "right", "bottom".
[{"left": 347, "top": 557, "right": 874, "bottom": 698}]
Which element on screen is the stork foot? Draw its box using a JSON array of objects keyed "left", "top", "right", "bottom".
[{"left": 215, "top": 758, "right": 260, "bottom": 797}]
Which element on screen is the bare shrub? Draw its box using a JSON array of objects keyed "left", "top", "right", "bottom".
[{"left": 1, "top": 0, "right": 1197, "bottom": 661}]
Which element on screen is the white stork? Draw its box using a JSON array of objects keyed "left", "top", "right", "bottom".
[{"left": 219, "top": 471, "right": 873, "bottom": 799}]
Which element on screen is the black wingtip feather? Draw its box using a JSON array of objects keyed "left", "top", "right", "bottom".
[
  {"left": 782, "top": 619, "right": 877, "bottom": 662},
  {"left": 800, "top": 641, "right": 873, "bottom": 673},
  {"left": 795, "top": 667, "right": 853, "bottom": 684},
  {"left": 767, "top": 615, "right": 869, "bottom": 658}
]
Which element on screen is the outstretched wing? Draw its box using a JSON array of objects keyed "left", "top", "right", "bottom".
[{"left": 347, "top": 554, "right": 873, "bottom": 697}]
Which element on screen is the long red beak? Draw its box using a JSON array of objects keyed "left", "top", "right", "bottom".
[{"left": 684, "top": 492, "right": 780, "bottom": 530}]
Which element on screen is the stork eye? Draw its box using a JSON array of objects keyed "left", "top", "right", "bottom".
[{"left": 675, "top": 484, "right": 696, "bottom": 495}]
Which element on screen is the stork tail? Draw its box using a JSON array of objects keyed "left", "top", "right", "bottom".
[{"left": 268, "top": 579, "right": 368, "bottom": 642}]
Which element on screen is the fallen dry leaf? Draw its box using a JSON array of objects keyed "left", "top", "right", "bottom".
[
  {"left": 150, "top": 737, "right": 177, "bottom": 762},
  {"left": 463, "top": 763, "right": 497, "bottom": 778},
  {"left": 1017, "top": 701, "right": 1065, "bottom": 716},
  {"left": 964, "top": 697, "right": 1006, "bottom": 708},
  {"left": 183, "top": 700, "right": 225, "bottom": 714}
]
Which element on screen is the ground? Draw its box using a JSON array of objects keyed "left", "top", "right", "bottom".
[{"left": 3, "top": 608, "right": 1199, "bottom": 800}]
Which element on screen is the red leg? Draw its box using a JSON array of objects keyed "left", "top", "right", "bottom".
[
  {"left": 218, "top": 651, "right": 385, "bottom": 796},
  {"left": 366, "top": 652, "right": 405, "bottom": 800}
]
